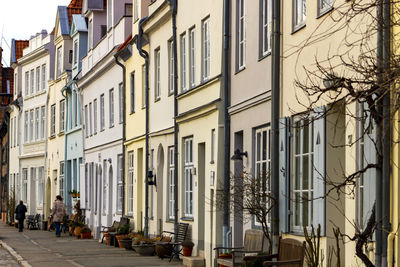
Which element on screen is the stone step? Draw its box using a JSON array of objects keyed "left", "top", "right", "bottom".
[{"left": 182, "top": 256, "right": 205, "bottom": 267}]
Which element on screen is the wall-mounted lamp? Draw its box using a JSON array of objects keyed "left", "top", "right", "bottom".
[
  {"left": 108, "top": 158, "right": 112, "bottom": 164},
  {"left": 231, "top": 149, "right": 248, "bottom": 161},
  {"left": 147, "top": 171, "right": 157, "bottom": 187}
]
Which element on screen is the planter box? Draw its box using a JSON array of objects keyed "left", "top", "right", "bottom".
[
  {"left": 119, "top": 239, "right": 133, "bottom": 250},
  {"left": 155, "top": 243, "right": 172, "bottom": 259},
  {"left": 132, "top": 244, "right": 155, "bottom": 256}
]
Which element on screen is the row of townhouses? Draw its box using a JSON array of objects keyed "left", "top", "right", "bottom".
[{"left": 3, "top": 0, "right": 400, "bottom": 266}]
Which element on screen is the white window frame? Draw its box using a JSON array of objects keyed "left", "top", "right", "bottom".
[
  {"left": 168, "top": 147, "right": 175, "bottom": 220},
  {"left": 134, "top": 0, "right": 139, "bottom": 21},
  {"left": 89, "top": 102, "right": 93, "bottom": 135},
  {"left": 107, "top": 0, "right": 113, "bottom": 29},
  {"left": 119, "top": 83, "right": 123, "bottom": 123},
  {"left": 142, "top": 65, "right": 146, "bottom": 108},
  {"left": 29, "top": 109, "right": 34, "bottom": 141},
  {"left": 180, "top": 34, "right": 187, "bottom": 92},
  {"left": 100, "top": 94, "right": 105, "bottom": 131},
  {"left": 35, "top": 108, "right": 39, "bottom": 140},
  {"left": 24, "top": 111, "right": 28, "bottom": 142},
  {"left": 60, "top": 100, "right": 65, "bottom": 133},
  {"left": 154, "top": 49, "right": 161, "bottom": 100},
  {"left": 60, "top": 161, "right": 65, "bottom": 198},
  {"left": 128, "top": 151, "right": 134, "bottom": 216},
  {"left": 318, "top": 0, "right": 333, "bottom": 16},
  {"left": 36, "top": 67, "right": 40, "bottom": 93},
  {"left": 41, "top": 106, "right": 45, "bottom": 139},
  {"left": 14, "top": 73, "right": 17, "bottom": 97},
  {"left": 42, "top": 64, "right": 46, "bottom": 90},
  {"left": 261, "top": 0, "right": 272, "bottom": 56},
  {"left": 51, "top": 104, "right": 56, "bottom": 137},
  {"left": 293, "top": 0, "right": 306, "bottom": 29},
  {"left": 73, "top": 40, "right": 78, "bottom": 66},
  {"left": 93, "top": 99, "right": 97, "bottom": 134},
  {"left": 103, "top": 160, "right": 107, "bottom": 214},
  {"left": 57, "top": 46, "right": 62, "bottom": 77},
  {"left": 189, "top": 28, "right": 196, "bottom": 88},
  {"left": 85, "top": 105, "right": 88, "bottom": 137},
  {"left": 168, "top": 40, "right": 175, "bottom": 95},
  {"left": 38, "top": 167, "right": 44, "bottom": 207},
  {"left": 202, "top": 18, "right": 210, "bottom": 81},
  {"left": 22, "top": 168, "right": 28, "bottom": 203},
  {"left": 184, "top": 137, "right": 194, "bottom": 217},
  {"left": 30, "top": 69, "right": 34, "bottom": 94},
  {"left": 237, "top": 0, "right": 246, "bottom": 70},
  {"left": 109, "top": 88, "right": 114, "bottom": 127},
  {"left": 117, "top": 154, "right": 123, "bottom": 213},
  {"left": 25, "top": 72, "right": 29, "bottom": 96}
]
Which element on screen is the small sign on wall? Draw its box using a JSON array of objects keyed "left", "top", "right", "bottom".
[{"left": 210, "top": 171, "right": 215, "bottom": 186}]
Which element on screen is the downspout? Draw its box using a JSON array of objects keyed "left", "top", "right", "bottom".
[
  {"left": 137, "top": 17, "right": 150, "bottom": 237},
  {"left": 381, "top": 0, "right": 391, "bottom": 265},
  {"left": 114, "top": 55, "right": 126, "bottom": 217},
  {"left": 271, "top": 0, "right": 281, "bottom": 252},
  {"left": 5, "top": 111, "right": 10, "bottom": 223},
  {"left": 222, "top": 0, "right": 231, "bottom": 249},
  {"left": 376, "top": 1, "right": 383, "bottom": 266},
  {"left": 61, "top": 83, "right": 69, "bottom": 213},
  {"left": 170, "top": 0, "right": 179, "bottom": 241}
]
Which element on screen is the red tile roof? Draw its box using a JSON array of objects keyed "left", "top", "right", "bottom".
[
  {"left": 67, "top": 0, "right": 83, "bottom": 26},
  {"left": 117, "top": 34, "right": 133, "bottom": 52},
  {"left": 14, "top": 40, "right": 29, "bottom": 62}
]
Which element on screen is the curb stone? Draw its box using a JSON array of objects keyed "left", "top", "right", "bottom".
[{"left": 0, "top": 240, "right": 32, "bottom": 267}]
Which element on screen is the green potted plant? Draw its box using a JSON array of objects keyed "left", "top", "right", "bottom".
[
  {"left": 116, "top": 224, "right": 130, "bottom": 248},
  {"left": 182, "top": 240, "right": 195, "bottom": 257},
  {"left": 132, "top": 235, "right": 157, "bottom": 256},
  {"left": 68, "top": 190, "right": 80, "bottom": 198}
]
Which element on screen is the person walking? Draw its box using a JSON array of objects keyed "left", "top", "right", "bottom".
[
  {"left": 15, "top": 200, "right": 27, "bottom": 232},
  {"left": 51, "top": 195, "right": 66, "bottom": 237}
]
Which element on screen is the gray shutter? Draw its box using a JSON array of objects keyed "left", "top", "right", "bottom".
[
  {"left": 80, "top": 163, "right": 85, "bottom": 209},
  {"left": 279, "top": 117, "right": 290, "bottom": 233},
  {"left": 363, "top": 105, "right": 376, "bottom": 228},
  {"left": 313, "top": 107, "right": 326, "bottom": 235}
]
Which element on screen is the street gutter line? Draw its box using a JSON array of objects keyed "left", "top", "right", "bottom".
[{"left": 0, "top": 240, "right": 32, "bottom": 267}]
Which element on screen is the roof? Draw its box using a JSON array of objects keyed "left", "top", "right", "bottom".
[
  {"left": 117, "top": 34, "right": 133, "bottom": 52},
  {"left": 72, "top": 14, "right": 88, "bottom": 32},
  {"left": 11, "top": 39, "right": 29, "bottom": 64},
  {"left": 67, "top": 0, "right": 83, "bottom": 26},
  {"left": 58, "top": 6, "right": 71, "bottom": 35}
]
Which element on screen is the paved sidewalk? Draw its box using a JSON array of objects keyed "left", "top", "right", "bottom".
[
  {"left": 0, "top": 223, "right": 183, "bottom": 267},
  {"left": 0, "top": 244, "right": 19, "bottom": 267}
]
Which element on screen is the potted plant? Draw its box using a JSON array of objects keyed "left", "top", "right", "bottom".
[
  {"left": 103, "top": 232, "right": 111, "bottom": 245},
  {"left": 68, "top": 190, "right": 80, "bottom": 198},
  {"left": 116, "top": 224, "right": 130, "bottom": 248},
  {"left": 72, "top": 221, "right": 85, "bottom": 237},
  {"left": 119, "top": 233, "right": 134, "bottom": 250},
  {"left": 80, "top": 227, "right": 92, "bottom": 239},
  {"left": 132, "top": 235, "right": 157, "bottom": 256},
  {"left": 182, "top": 240, "right": 195, "bottom": 257},
  {"left": 155, "top": 236, "right": 173, "bottom": 259}
]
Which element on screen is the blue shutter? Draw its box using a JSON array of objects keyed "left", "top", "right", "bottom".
[
  {"left": 363, "top": 104, "right": 376, "bottom": 229},
  {"left": 279, "top": 117, "right": 290, "bottom": 233},
  {"left": 313, "top": 107, "right": 326, "bottom": 235}
]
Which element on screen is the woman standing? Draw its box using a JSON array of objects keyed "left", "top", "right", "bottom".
[{"left": 51, "top": 195, "right": 66, "bottom": 237}]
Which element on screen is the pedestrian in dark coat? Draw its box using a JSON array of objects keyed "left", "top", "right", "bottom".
[{"left": 15, "top": 200, "right": 27, "bottom": 232}]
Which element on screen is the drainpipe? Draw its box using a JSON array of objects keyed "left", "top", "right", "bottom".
[
  {"left": 222, "top": 0, "right": 231, "bottom": 249},
  {"left": 271, "top": 0, "right": 281, "bottom": 252},
  {"left": 61, "top": 83, "right": 70, "bottom": 214},
  {"left": 376, "top": 1, "right": 383, "bottom": 266},
  {"left": 115, "top": 56, "right": 126, "bottom": 217},
  {"left": 170, "top": 0, "right": 180, "bottom": 241},
  {"left": 137, "top": 17, "right": 150, "bottom": 238},
  {"left": 5, "top": 111, "right": 10, "bottom": 223},
  {"left": 381, "top": 0, "right": 391, "bottom": 265}
]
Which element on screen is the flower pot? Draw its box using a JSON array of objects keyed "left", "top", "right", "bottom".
[
  {"left": 116, "top": 235, "right": 127, "bottom": 248},
  {"left": 155, "top": 242, "right": 172, "bottom": 258},
  {"left": 132, "top": 244, "right": 155, "bottom": 256},
  {"left": 74, "top": 226, "right": 82, "bottom": 237},
  {"left": 80, "top": 232, "right": 91, "bottom": 239},
  {"left": 104, "top": 233, "right": 110, "bottom": 245},
  {"left": 119, "top": 239, "right": 133, "bottom": 250},
  {"left": 182, "top": 246, "right": 193, "bottom": 257}
]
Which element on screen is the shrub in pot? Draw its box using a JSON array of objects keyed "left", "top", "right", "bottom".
[
  {"left": 119, "top": 236, "right": 133, "bottom": 250},
  {"left": 80, "top": 227, "right": 92, "bottom": 239},
  {"left": 182, "top": 240, "right": 195, "bottom": 257},
  {"left": 132, "top": 235, "right": 157, "bottom": 256}
]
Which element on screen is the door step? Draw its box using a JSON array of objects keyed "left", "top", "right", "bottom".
[{"left": 182, "top": 256, "right": 205, "bottom": 267}]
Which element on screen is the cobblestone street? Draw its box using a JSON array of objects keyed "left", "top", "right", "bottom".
[{"left": 0, "top": 245, "right": 19, "bottom": 267}]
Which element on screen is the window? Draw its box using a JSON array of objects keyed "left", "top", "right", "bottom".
[
  {"left": 107, "top": 0, "right": 113, "bottom": 29},
  {"left": 36, "top": 67, "right": 40, "bottom": 92},
  {"left": 14, "top": 116, "right": 17, "bottom": 147},
  {"left": 211, "top": 129, "right": 215, "bottom": 163},
  {"left": 180, "top": 34, "right": 187, "bottom": 92},
  {"left": 85, "top": 105, "right": 88, "bottom": 137},
  {"left": 292, "top": 118, "right": 313, "bottom": 230},
  {"left": 41, "top": 106, "right": 45, "bottom": 139},
  {"left": 42, "top": 64, "right": 46, "bottom": 90},
  {"left": 60, "top": 161, "right": 65, "bottom": 198},
  {"left": 22, "top": 168, "right": 28, "bottom": 203},
  {"left": 25, "top": 72, "right": 29, "bottom": 96},
  {"left": 73, "top": 40, "right": 78, "bottom": 66},
  {"left": 184, "top": 137, "right": 193, "bottom": 217},
  {"left": 93, "top": 99, "right": 97, "bottom": 134},
  {"left": 103, "top": 160, "right": 107, "bottom": 214},
  {"left": 119, "top": 83, "right": 123, "bottom": 123},
  {"left": 38, "top": 167, "right": 44, "bottom": 206},
  {"left": 60, "top": 100, "right": 65, "bottom": 133},
  {"left": 85, "top": 163, "right": 89, "bottom": 207},
  {"left": 260, "top": 0, "right": 272, "bottom": 56},
  {"left": 35, "top": 108, "right": 39, "bottom": 140},
  {"left": 168, "top": 40, "right": 175, "bottom": 94},
  {"left": 142, "top": 65, "right": 146, "bottom": 108},
  {"left": 24, "top": 111, "right": 28, "bottom": 142},
  {"left": 318, "top": 0, "right": 333, "bottom": 15},
  {"left": 51, "top": 104, "right": 56, "bottom": 137},
  {"left": 57, "top": 46, "right": 63, "bottom": 77},
  {"left": 189, "top": 28, "right": 196, "bottom": 88},
  {"left": 154, "top": 49, "right": 161, "bottom": 100},
  {"left": 14, "top": 73, "right": 17, "bottom": 96},
  {"left": 100, "top": 94, "right": 105, "bottom": 131},
  {"left": 89, "top": 102, "right": 93, "bottom": 135},
  {"left": 89, "top": 19, "right": 93, "bottom": 49},
  {"left": 130, "top": 73, "right": 135, "bottom": 114},
  {"left": 72, "top": 90, "right": 78, "bottom": 127},
  {"left": 237, "top": 0, "right": 246, "bottom": 69},
  {"left": 117, "top": 154, "right": 123, "bottom": 213},
  {"left": 254, "top": 127, "right": 271, "bottom": 226},
  {"left": 128, "top": 151, "right": 134, "bottom": 216},
  {"left": 134, "top": 0, "right": 139, "bottom": 20},
  {"left": 202, "top": 18, "right": 210, "bottom": 81},
  {"left": 29, "top": 110, "right": 34, "bottom": 141},
  {"left": 109, "top": 89, "right": 114, "bottom": 127},
  {"left": 168, "top": 147, "right": 175, "bottom": 220},
  {"left": 125, "top": 3, "right": 133, "bottom": 16},
  {"left": 10, "top": 118, "right": 13, "bottom": 147},
  {"left": 294, "top": 0, "right": 306, "bottom": 28},
  {"left": 30, "top": 69, "right": 34, "bottom": 94}
]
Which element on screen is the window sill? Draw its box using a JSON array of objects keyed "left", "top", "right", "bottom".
[
  {"left": 258, "top": 51, "right": 271, "bottom": 62},
  {"left": 168, "top": 90, "right": 174, "bottom": 97},
  {"left": 180, "top": 216, "right": 194, "bottom": 222},
  {"left": 49, "top": 135, "right": 56, "bottom": 140},
  {"left": 109, "top": 124, "right": 115, "bottom": 129},
  {"left": 154, "top": 97, "right": 161, "bottom": 103},
  {"left": 292, "top": 23, "right": 306, "bottom": 34},
  {"left": 165, "top": 219, "right": 175, "bottom": 224},
  {"left": 317, "top": 6, "right": 333, "bottom": 19},
  {"left": 234, "top": 66, "right": 246, "bottom": 75},
  {"left": 58, "top": 131, "right": 65, "bottom": 137}
]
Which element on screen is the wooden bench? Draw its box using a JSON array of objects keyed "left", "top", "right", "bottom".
[
  {"left": 106, "top": 217, "right": 130, "bottom": 246},
  {"left": 214, "top": 229, "right": 265, "bottom": 267},
  {"left": 262, "top": 238, "right": 305, "bottom": 267},
  {"left": 159, "top": 222, "right": 189, "bottom": 261}
]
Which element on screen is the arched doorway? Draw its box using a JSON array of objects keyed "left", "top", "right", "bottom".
[{"left": 156, "top": 144, "right": 164, "bottom": 235}]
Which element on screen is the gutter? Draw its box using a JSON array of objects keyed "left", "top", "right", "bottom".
[
  {"left": 114, "top": 54, "right": 127, "bottom": 217},
  {"left": 61, "top": 79, "right": 70, "bottom": 214},
  {"left": 222, "top": 0, "right": 231, "bottom": 249},
  {"left": 271, "top": 0, "right": 281, "bottom": 251},
  {"left": 137, "top": 17, "right": 150, "bottom": 238}
]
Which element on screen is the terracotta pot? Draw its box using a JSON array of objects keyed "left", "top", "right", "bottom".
[
  {"left": 182, "top": 246, "right": 193, "bottom": 257},
  {"left": 132, "top": 244, "right": 155, "bottom": 256},
  {"left": 119, "top": 239, "right": 133, "bottom": 250},
  {"left": 80, "top": 232, "right": 91, "bottom": 239},
  {"left": 116, "top": 235, "right": 127, "bottom": 248},
  {"left": 74, "top": 226, "right": 82, "bottom": 237},
  {"left": 104, "top": 233, "right": 110, "bottom": 245}
]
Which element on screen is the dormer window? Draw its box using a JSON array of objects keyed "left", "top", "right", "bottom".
[
  {"left": 73, "top": 40, "right": 78, "bottom": 66},
  {"left": 57, "top": 46, "right": 63, "bottom": 77}
]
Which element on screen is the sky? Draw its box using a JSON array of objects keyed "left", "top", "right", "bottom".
[{"left": 0, "top": 0, "right": 72, "bottom": 67}]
